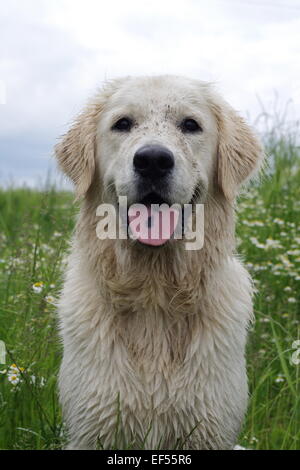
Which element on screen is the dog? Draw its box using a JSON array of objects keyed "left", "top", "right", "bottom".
[{"left": 55, "top": 75, "right": 263, "bottom": 450}]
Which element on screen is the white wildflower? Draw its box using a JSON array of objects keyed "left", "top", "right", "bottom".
[
  {"left": 45, "top": 295, "right": 56, "bottom": 305},
  {"left": 8, "top": 374, "right": 20, "bottom": 386},
  {"left": 32, "top": 282, "right": 44, "bottom": 294}
]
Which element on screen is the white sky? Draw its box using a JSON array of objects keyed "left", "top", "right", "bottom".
[{"left": 1, "top": 0, "right": 300, "bottom": 186}]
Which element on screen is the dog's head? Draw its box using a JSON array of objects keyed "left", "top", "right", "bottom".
[{"left": 56, "top": 75, "right": 263, "bottom": 245}]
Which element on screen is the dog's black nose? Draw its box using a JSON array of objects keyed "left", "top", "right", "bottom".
[{"left": 133, "top": 145, "right": 174, "bottom": 179}]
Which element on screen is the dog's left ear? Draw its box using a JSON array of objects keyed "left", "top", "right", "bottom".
[{"left": 210, "top": 96, "right": 264, "bottom": 200}]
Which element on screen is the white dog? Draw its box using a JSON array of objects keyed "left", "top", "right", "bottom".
[{"left": 55, "top": 75, "right": 263, "bottom": 450}]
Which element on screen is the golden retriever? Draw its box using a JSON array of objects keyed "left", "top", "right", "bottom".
[{"left": 55, "top": 75, "right": 263, "bottom": 450}]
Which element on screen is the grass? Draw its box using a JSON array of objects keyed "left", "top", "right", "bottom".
[
  {"left": 0, "top": 188, "right": 76, "bottom": 449},
  {"left": 0, "top": 136, "right": 299, "bottom": 450}
]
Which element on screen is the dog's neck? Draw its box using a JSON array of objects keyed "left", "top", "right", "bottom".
[{"left": 75, "top": 193, "right": 236, "bottom": 365}]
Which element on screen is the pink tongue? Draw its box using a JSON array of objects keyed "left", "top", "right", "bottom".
[{"left": 128, "top": 205, "right": 179, "bottom": 246}]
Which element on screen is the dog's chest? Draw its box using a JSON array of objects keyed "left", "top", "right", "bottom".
[{"left": 91, "top": 302, "right": 219, "bottom": 405}]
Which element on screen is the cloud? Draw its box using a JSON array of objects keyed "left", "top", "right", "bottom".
[{"left": 0, "top": 0, "right": 299, "bottom": 186}]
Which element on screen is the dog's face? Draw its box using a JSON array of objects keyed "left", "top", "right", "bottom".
[
  {"left": 97, "top": 76, "right": 218, "bottom": 207},
  {"left": 56, "top": 75, "right": 263, "bottom": 245}
]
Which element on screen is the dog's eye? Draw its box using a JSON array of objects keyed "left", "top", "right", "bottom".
[
  {"left": 180, "top": 118, "right": 202, "bottom": 133},
  {"left": 112, "top": 118, "right": 133, "bottom": 132}
]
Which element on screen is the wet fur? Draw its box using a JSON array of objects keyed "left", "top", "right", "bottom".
[{"left": 56, "top": 76, "right": 263, "bottom": 449}]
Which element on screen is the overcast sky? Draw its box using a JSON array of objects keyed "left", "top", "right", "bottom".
[{"left": 1, "top": 0, "right": 300, "bottom": 187}]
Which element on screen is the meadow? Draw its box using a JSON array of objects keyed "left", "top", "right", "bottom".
[{"left": 0, "top": 132, "right": 299, "bottom": 450}]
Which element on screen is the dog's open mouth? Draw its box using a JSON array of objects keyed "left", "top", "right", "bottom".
[{"left": 127, "top": 192, "right": 181, "bottom": 247}]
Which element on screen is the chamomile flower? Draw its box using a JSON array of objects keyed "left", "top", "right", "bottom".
[
  {"left": 8, "top": 374, "right": 20, "bottom": 386},
  {"left": 32, "top": 282, "right": 44, "bottom": 294},
  {"left": 7, "top": 364, "right": 25, "bottom": 387},
  {"left": 287, "top": 250, "right": 300, "bottom": 256},
  {"left": 273, "top": 218, "right": 285, "bottom": 226},
  {"left": 45, "top": 295, "right": 56, "bottom": 305},
  {"left": 9, "top": 364, "right": 24, "bottom": 374},
  {"left": 265, "top": 238, "right": 283, "bottom": 249},
  {"left": 252, "top": 220, "right": 264, "bottom": 227}
]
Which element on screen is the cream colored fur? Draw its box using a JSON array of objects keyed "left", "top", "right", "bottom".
[{"left": 55, "top": 75, "right": 263, "bottom": 450}]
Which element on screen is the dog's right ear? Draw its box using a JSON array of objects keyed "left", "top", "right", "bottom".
[
  {"left": 55, "top": 101, "right": 102, "bottom": 199},
  {"left": 55, "top": 78, "right": 127, "bottom": 198}
]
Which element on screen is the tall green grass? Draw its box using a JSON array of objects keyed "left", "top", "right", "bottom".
[
  {"left": 236, "top": 131, "right": 300, "bottom": 450},
  {"left": 0, "top": 189, "right": 76, "bottom": 449},
  {"left": 0, "top": 136, "right": 299, "bottom": 449}
]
